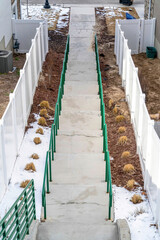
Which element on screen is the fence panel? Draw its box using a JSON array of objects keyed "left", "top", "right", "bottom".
[
  {"left": 14, "top": 80, "right": 26, "bottom": 149},
  {"left": 140, "top": 18, "right": 156, "bottom": 52},
  {"left": 117, "top": 19, "right": 156, "bottom": 54},
  {"left": 0, "top": 125, "right": 6, "bottom": 201},
  {"left": 115, "top": 19, "right": 160, "bottom": 227},
  {"left": 0, "top": 20, "right": 48, "bottom": 200},
  {"left": 2, "top": 102, "right": 17, "bottom": 183},
  {"left": 146, "top": 128, "right": 160, "bottom": 220},
  {"left": 119, "top": 19, "right": 140, "bottom": 54}
]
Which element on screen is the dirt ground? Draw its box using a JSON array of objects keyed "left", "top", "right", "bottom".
[
  {"left": 95, "top": 7, "right": 144, "bottom": 189},
  {"left": 27, "top": 10, "right": 70, "bottom": 129},
  {"left": 132, "top": 54, "right": 160, "bottom": 115},
  {"left": 0, "top": 53, "right": 26, "bottom": 118},
  {"left": 104, "top": 6, "right": 160, "bottom": 117}
]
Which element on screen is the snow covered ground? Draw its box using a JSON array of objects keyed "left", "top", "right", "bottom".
[
  {"left": 21, "top": 5, "right": 70, "bottom": 31},
  {"left": 0, "top": 114, "right": 50, "bottom": 220},
  {"left": 113, "top": 185, "right": 160, "bottom": 240},
  {"left": 0, "top": 5, "right": 70, "bottom": 222}
]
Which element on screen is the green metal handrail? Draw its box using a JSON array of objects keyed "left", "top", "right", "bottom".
[
  {"left": 0, "top": 180, "right": 36, "bottom": 240},
  {"left": 42, "top": 35, "right": 70, "bottom": 219},
  {"left": 95, "top": 34, "right": 113, "bottom": 220}
]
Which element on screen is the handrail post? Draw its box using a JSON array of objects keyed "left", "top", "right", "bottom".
[
  {"left": 24, "top": 191, "right": 29, "bottom": 235},
  {"left": 46, "top": 153, "right": 50, "bottom": 193}
]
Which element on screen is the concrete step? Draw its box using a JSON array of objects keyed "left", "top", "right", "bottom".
[
  {"left": 37, "top": 222, "right": 118, "bottom": 240},
  {"left": 58, "top": 129, "right": 102, "bottom": 137},
  {"left": 59, "top": 110, "right": 101, "bottom": 131},
  {"left": 70, "top": 21, "right": 95, "bottom": 30},
  {"left": 46, "top": 183, "right": 108, "bottom": 207},
  {"left": 65, "top": 72, "right": 97, "bottom": 82},
  {"left": 70, "top": 14, "right": 95, "bottom": 22},
  {"left": 52, "top": 153, "right": 105, "bottom": 184},
  {"left": 69, "top": 39, "right": 94, "bottom": 51},
  {"left": 67, "top": 61, "right": 96, "bottom": 71},
  {"left": 64, "top": 81, "right": 99, "bottom": 95},
  {"left": 56, "top": 135, "right": 103, "bottom": 154},
  {"left": 62, "top": 95, "right": 100, "bottom": 111}
]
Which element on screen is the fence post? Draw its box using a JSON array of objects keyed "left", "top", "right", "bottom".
[
  {"left": 37, "top": 27, "right": 42, "bottom": 75},
  {"left": 9, "top": 93, "right": 18, "bottom": 154},
  {"left": 20, "top": 70, "right": 27, "bottom": 126},
  {"left": 119, "top": 32, "right": 124, "bottom": 76},
  {"left": 144, "top": 119, "right": 154, "bottom": 189},
  {"left": 125, "top": 49, "right": 131, "bottom": 99},
  {"left": 137, "top": 94, "right": 145, "bottom": 150},
  {"left": 44, "top": 20, "right": 48, "bottom": 54},
  {"left": 26, "top": 53, "right": 34, "bottom": 105},
  {"left": 122, "top": 39, "right": 128, "bottom": 87},
  {"left": 114, "top": 20, "right": 118, "bottom": 55},
  {"left": 32, "top": 39, "right": 38, "bottom": 87},
  {"left": 40, "top": 23, "right": 45, "bottom": 62},
  {"left": 130, "top": 67, "right": 138, "bottom": 122}
]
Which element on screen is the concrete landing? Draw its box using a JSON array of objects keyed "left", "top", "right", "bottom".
[{"left": 37, "top": 5, "right": 118, "bottom": 240}]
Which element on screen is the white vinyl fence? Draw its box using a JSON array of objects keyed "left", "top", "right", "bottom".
[
  {"left": 115, "top": 18, "right": 156, "bottom": 55},
  {"left": 0, "top": 20, "right": 48, "bottom": 201},
  {"left": 114, "top": 19, "right": 160, "bottom": 229}
]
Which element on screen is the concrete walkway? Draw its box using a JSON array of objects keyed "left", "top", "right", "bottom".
[{"left": 37, "top": 6, "right": 118, "bottom": 240}]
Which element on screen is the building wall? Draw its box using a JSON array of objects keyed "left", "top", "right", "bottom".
[
  {"left": 0, "top": 0, "right": 13, "bottom": 50},
  {"left": 144, "top": 0, "right": 155, "bottom": 19},
  {"left": 144, "top": 0, "right": 160, "bottom": 58},
  {"left": 153, "top": 0, "right": 160, "bottom": 58}
]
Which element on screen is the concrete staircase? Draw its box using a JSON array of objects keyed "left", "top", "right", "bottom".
[{"left": 36, "top": 6, "right": 118, "bottom": 240}]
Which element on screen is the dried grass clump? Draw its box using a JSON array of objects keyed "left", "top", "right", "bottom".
[
  {"left": 118, "top": 136, "right": 128, "bottom": 145},
  {"left": 109, "top": 99, "right": 114, "bottom": 109},
  {"left": 38, "top": 117, "right": 47, "bottom": 126},
  {"left": 34, "top": 137, "right": 41, "bottom": 145},
  {"left": 113, "top": 107, "right": 118, "bottom": 115},
  {"left": 118, "top": 126, "right": 126, "bottom": 133},
  {"left": 31, "top": 153, "right": 39, "bottom": 159},
  {"left": 123, "top": 164, "right": 135, "bottom": 173},
  {"left": 40, "top": 109, "right": 48, "bottom": 118},
  {"left": 131, "top": 194, "right": 143, "bottom": 204},
  {"left": 115, "top": 115, "right": 125, "bottom": 122},
  {"left": 126, "top": 179, "right": 135, "bottom": 190},
  {"left": 121, "top": 151, "right": 131, "bottom": 158},
  {"left": 25, "top": 163, "right": 36, "bottom": 172},
  {"left": 20, "top": 180, "right": 30, "bottom": 188},
  {"left": 40, "top": 100, "right": 54, "bottom": 111},
  {"left": 36, "top": 128, "right": 44, "bottom": 135},
  {"left": 40, "top": 100, "right": 50, "bottom": 109},
  {"left": 133, "top": 207, "right": 145, "bottom": 217}
]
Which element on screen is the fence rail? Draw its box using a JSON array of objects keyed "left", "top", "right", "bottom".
[
  {"left": 42, "top": 35, "right": 70, "bottom": 219},
  {"left": 0, "top": 20, "right": 48, "bottom": 202},
  {"left": 95, "top": 35, "right": 113, "bottom": 220},
  {"left": 0, "top": 180, "right": 36, "bottom": 240},
  {"left": 115, "top": 20, "right": 160, "bottom": 228}
]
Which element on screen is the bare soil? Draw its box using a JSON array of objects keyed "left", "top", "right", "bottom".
[
  {"left": 132, "top": 53, "right": 160, "bottom": 115},
  {"left": 26, "top": 11, "right": 70, "bottom": 129},
  {"left": 0, "top": 53, "right": 26, "bottom": 118},
  {"left": 95, "top": 7, "right": 144, "bottom": 189}
]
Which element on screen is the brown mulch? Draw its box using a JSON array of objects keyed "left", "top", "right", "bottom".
[
  {"left": 26, "top": 13, "right": 70, "bottom": 129},
  {"left": 95, "top": 7, "right": 144, "bottom": 189},
  {"left": 132, "top": 53, "right": 160, "bottom": 115},
  {"left": 0, "top": 53, "right": 26, "bottom": 118}
]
